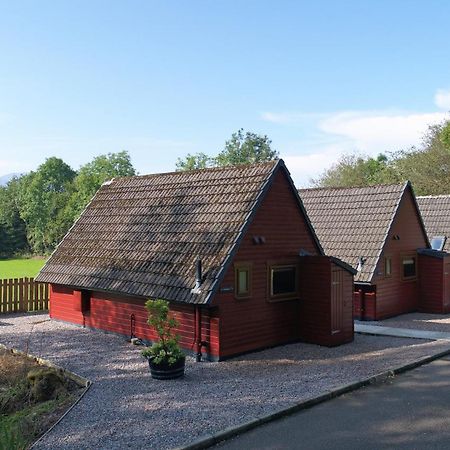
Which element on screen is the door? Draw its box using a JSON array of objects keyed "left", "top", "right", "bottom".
[
  {"left": 444, "top": 261, "right": 450, "bottom": 310},
  {"left": 331, "top": 266, "right": 344, "bottom": 334}
]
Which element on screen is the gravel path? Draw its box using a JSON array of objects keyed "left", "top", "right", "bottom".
[
  {"left": 2, "top": 313, "right": 450, "bottom": 450},
  {"left": 361, "top": 312, "right": 450, "bottom": 333}
]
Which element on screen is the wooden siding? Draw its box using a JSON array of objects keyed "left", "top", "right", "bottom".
[
  {"left": 50, "top": 285, "right": 220, "bottom": 359},
  {"left": 299, "top": 257, "right": 353, "bottom": 346},
  {"left": 214, "top": 169, "right": 320, "bottom": 358},
  {"left": 418, "top": 254, "right": 450, "bottom": 314},
  {"left": 372, "top": 188, "right": 428, "bottom": 320}
]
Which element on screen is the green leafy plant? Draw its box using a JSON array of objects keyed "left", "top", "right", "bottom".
[{"left": 141, "top": 299, "right": 185, "bottom": 366}]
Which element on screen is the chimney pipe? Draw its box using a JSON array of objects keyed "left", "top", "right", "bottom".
[{"left": 195, "top": 259, "right": 202, "bottom": 289}]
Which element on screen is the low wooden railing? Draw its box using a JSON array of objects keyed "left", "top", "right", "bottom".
[{"left": 0, "top": 277, "right": 49, "bottom": 314}]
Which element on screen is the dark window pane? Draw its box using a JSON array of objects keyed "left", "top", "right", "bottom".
[
  {"left": 403, "top": 258, "right": 416, "bottom": 278},
  {"left": 272, "top": 267, "right": 296, "bottom": 295}
]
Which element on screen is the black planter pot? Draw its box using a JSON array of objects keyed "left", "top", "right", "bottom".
[{"left": 148, "top": 357, "right": 185, "bottom": 380}]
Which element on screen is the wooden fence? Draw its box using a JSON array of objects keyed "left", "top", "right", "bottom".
[{"left": 0, "top": 277, "right": 49, "bottom": 314}]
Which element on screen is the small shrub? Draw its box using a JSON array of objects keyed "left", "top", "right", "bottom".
[{"left": 141, "top": 299, "right": 185, "bottom": 366}]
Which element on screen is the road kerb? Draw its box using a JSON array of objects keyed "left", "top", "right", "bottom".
[{"left": 177, "top": 347, "right": 450, "bottom": 450}]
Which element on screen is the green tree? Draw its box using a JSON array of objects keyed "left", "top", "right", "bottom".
[
  {"left": 312, "top": 153, "right": 394, "bottom": 188},
  {"left": 60, "top": 151, "right": 136, "bottom": 232},
  {"left": 216, "top": 129, "right": 279, "bottom": 166},
  {"left": 175, "top": 152, "right": 213, "bottom": 171},
  {"left": 389, "top": 122, "right": 450, "bottom": 195},
  {"left": 19, "top": 158, "right": 76, "bottom": 254},
  {"left": 0, "top": 178, "right": 29, "bottom": 257},
  {"left": 176, "top": 129, "right": 278, "bottom": 171}
]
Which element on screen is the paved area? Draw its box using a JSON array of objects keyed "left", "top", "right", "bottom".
[
  {"left": 2, "top": 314, "right": 450, "bottom": 449},
  {"left": 360, "top": 312, "right": 450, "bottom": 333},
  {"left": 216, "top": 355, "right": 450, "bottom": 450},
  {"left": 355, "top": 323, "right": 450, "bottom": 340}
]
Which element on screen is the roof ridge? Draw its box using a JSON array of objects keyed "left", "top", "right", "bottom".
[
  {"left": 112, "top": 160, "right": 280, "bottom": 183},
  {"left": 299, "top": 182, "right": 407, "bottom": 193},
  {"left": 417, "top": 194, "right": 450, "bottom": 199}
]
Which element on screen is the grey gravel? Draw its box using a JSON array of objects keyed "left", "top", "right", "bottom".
[
  {"left": 361, "top": 312, "right": 450, "bottom": 333},
  {"left": 2, "top": 313, "right": 450, "bottom": 450}
]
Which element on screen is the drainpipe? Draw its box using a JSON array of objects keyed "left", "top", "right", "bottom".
[{"left": 195, "top": 306, "right": 202, "bottom": 362}]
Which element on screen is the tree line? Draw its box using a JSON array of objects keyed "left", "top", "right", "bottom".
[
  {"left": 0, "top": 129, "right": 278, "bottom": 258},
  {"left": 3, "top": 120, "right": 450, "bottom": 258},
  {"left": 0, "top": 151, "right": 135, "bottom": 257},
  {"left": 312, "top": 120, "right": 450, "bottom": 194}
]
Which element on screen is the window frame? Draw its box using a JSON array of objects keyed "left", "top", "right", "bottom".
[
  {"left": 401, "top": 254, "right": 417, "bottom": 280},
  {"left": 268, "top": 263, "right": 299, "bottom": 302},
  {"left": 234, "top": 262, "right": 252, "bottom": 299},
  {"left": 384, "top": 256, "right": 392, "bottom": 278}
]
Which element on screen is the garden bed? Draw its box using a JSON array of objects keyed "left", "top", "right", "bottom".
[{"left": 0, "top": 348, "right": 85, "bottom": 449}]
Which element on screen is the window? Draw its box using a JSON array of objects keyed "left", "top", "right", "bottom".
[
  {"left": 270, "top": 265, "right": 298, "bottom": 299},
  {"left": 402, "top": 256, "right": 416, "bottom": 279},
  {"left": 385, "top": 257, "right": 392, "bottom": 277},
  {"left": 235, "top": 263, "right": 251, "bottom": 298},
  {"left": 431, "top": 236, "right": 446, "bottom": 251}
]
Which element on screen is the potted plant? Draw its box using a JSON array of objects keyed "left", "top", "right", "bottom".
[{"left": 141, "top": 299, "right": 186, "bottom": 380}]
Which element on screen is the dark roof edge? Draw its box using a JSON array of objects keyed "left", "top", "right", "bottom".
[
  {"left": 202, "top": 160, "right": 282, "bottom": 305},
  {"left": 329, "top": 256, "right": 357, "bottom": 275},
  {"left": 285, "top": 166, "right": 325, "bottom": 256},
  {"left": 368, "top": 181, "right": 409, "bottom": 283},
  {"left": 410, "top": 182, "right": 431, "bottom": 249},
  {"left": 417, "top": 248, "right": 450, "bottom": 259}
]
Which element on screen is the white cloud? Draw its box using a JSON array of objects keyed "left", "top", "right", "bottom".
[
  {"left": 435, "top": 89, "right": 450, "bottom": 110},
  {"left": 318, "top": 110, "right": 447, "bottom": 154},
  {"left": 283, "top": 145, "right": 344, "bottom": 188},
  {"left": 265, "top": 106, "right": 449, "bottom": 187}
]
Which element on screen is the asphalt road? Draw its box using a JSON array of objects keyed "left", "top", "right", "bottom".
[{"left": 216, "top": 355, "right": 450, "bottom": 450}]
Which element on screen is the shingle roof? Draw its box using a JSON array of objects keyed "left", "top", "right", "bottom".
[
  {"left": 417, "top": 195, "right": 450, "bottom": 252},
  {"left": 37, "top": 159, "right": 319, "bottom": 304},
  {"left": 299, "top": 183, "right": 410, "bottom": 283}
]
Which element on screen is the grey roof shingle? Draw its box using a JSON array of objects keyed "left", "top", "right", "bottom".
[
  {"left": 417, "top": 195, "right": 450, "bottom": 252},
  {"left": 37, "top": 160, "right": 315, "bottom": 304},
  {"left": 299, "top": 183, "right": 409, "bottom": 283}
]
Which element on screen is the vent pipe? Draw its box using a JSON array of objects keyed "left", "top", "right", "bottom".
[
  {"left": 195, "top": 259, "right": 202, "bottom": 289},
  {"left": 191, "top": 259, "right": 203, "bottom": 294}
]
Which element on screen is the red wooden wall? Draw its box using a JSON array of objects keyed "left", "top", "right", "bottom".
[
  {"left": 418, "top": 253, "right": 450, "bottom": 314},
  {"left": 212, "top": 169, "right": 321, "bottom": 358},
  {"left": 371, "top": 188, "right": 428, "bottom": 320},
  {"left": 353, "top": 287, "right": 377, "bottom": 321},
  {"left": 50, "top": 285, "right": 220, "bottom": 359},
  {"left": 298, "top": 257, "right": 354, "bottom": 346}
]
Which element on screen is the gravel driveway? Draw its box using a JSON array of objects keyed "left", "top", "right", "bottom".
[{"left": 2, "top": 313, "right": 450, "bottom": 450}]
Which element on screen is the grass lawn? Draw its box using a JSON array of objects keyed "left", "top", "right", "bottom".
[
  {"left": 0, "top": 349, "right": 84, "bottom": 449},
  {"left": 0, "top": 258, "right": 47, "bottom": 279}
]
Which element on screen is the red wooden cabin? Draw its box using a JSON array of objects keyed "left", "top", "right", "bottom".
[
  {"left": 417, "top": 195, "right": 450, "bottom": 313},
  {"left": 300, "top": 183, "right": 434, "bottom": 321},
  {"left": 36, "top": 160, "right": 355, "bottom": 361}
]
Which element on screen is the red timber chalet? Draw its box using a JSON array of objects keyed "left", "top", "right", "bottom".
[
  {"left": 36, "top": 160, "right": 356, "bottom": 361},
  {"left": 416, "top": 195, "right": 450, "bottom": 313},
  {"left": 300, "top": 182, "right": 435, "bottom": 321}
]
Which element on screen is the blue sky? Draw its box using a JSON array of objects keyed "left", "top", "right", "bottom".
[{"left": 1, "top": 1, "right": 450, "bottom": 186}]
